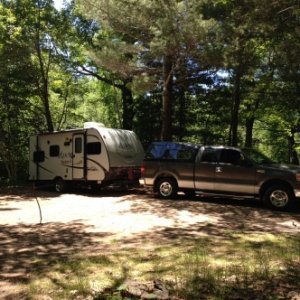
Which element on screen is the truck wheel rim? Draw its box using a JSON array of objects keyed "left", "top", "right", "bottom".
[
  {"left": 160, "top": 182, "right": 172, "bottom": 197},
  {"left": 270, "top": 190, "right": 288, "bottom": 207}
]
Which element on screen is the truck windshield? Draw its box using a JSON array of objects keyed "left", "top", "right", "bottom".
[{"left": 242, "top": 148, "right": 275, "bottom": 165}]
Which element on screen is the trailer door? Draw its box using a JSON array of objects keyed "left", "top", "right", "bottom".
[{"left": 72, "top": 133, "right": 85, "bottom": 179}]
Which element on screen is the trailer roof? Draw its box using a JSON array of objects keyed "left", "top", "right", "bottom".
[{"left": 33, "top": 128, "right": 85, "bottom": 136}]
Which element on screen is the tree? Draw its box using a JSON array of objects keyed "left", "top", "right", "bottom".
[
  {"left": 10, "top": 0, "right": 84, "bottom": 132},
  {"left": 202, "top": 0, "right": 267, "bottom": 146},
  {"left": 0, "top": 3, "right": 35, "bottom": 182},
  {"left": 77, "top": 0, "right": 215, "bottom": 140}
]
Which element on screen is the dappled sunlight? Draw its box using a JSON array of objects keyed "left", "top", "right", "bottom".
[
  {"left": 119, "top": 193, "right": 300, "bottom": 238},
  {"left": 1, "top": 188, "right": 300, "bottom": 239},
  {"left": 0, "top": 222, "right": 111, "bottom": 290},
  {"left": 0, "top": 188, "right": 300, "bottom": 298},
  {"left": 277, "top": 219, "right": 300, "bottom": 230},
  {"left": 175, "top": 209, "right": 220, "bottom": 226}
]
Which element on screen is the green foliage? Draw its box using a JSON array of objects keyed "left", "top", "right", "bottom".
[
  {"left": 0, "top": 2, "right": 36, "bottom": 183},
  {"left": 0, "top": 0, "right": 300, "bottom": 183}
]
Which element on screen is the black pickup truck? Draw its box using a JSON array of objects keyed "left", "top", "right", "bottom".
[{"left": 139, "top": 141, "right": 300, "bottom": 210}]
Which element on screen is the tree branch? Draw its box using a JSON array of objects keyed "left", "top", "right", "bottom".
[{"left": 76, "top": 65, "right": 124, "bottom": 89}]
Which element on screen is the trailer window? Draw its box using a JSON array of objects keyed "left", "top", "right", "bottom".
[
  {"left": 33, "top": 150, "right": 45, "bottom": 163},
  {"left": 87, "top": 142, "right": 101, "bottom": 155},
  {"left": 75, "top": 137, "right": 82, "bottom": 153},
  {"left": 49, "top": 145, "right": 60, "bottom": 157}
]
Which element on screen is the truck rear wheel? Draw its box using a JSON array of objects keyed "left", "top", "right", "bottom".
[
  {"left": 54, "top": 178, "right": 65, "bottom": 193},
  {"left": 155, "top": 178, "right": 178, "bottom": 199},
  {"left": 262, "top": 185, "right": 294, "bottom": 210}
]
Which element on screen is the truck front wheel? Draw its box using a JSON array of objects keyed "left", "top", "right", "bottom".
[
  {"left": 155, "top": 178, "right": 178, "bottom": 199},
  {"left": 262, "top": 185, "right": 295, "bottom": 210}
]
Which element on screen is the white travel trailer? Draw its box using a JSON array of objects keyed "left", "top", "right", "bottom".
[{"left": 29, "top": 122, "right": 145, "bottom": 192}]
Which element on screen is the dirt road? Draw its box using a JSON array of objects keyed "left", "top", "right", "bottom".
[{"left": 1, "top": 187, "right": 300, "bottom": 236}]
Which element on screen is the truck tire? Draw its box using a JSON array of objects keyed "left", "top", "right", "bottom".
[
  {"left": 54, "top": 178, "right": 65, "bottom": 193},
  {"left": 155, "top": 178, "right": 178, "bottom": 199},
  {"left": 262, "top": 184, "right": 295, "bottom": 210}
]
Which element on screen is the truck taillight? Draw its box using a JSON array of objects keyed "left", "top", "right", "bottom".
[{"left": 141, "top": 164, "right": 145, "bottom": 176}]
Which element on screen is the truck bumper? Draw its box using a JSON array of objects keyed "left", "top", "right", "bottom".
[
  {"left": 294, "top": 188, "right": 300, "bottom": 198},
  {"left": 139, "top": 178, "right": 154, "bottom": 187}
]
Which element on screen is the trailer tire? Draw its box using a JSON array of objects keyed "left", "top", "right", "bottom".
[{"left": 54, "top": 178, "right": 65, "bottom": 193}]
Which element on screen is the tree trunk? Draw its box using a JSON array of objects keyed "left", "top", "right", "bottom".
[
  {"left": 35, "top": 15, "right": 54, "bottom": 132},
  {"left": 289, "top": 131, "right": 299, "bottom": 165},
  {"left": 0, "top": 142, "right": 17, "bottom": 184},
  {"left": 244, "top": 98, "right": 260, "bottom": 148},
  {"left": 177, "top": 61, "right": 187, "bottom": 141},
  {"left": 178, "top": 91, "right": 186, "bottom": 142},
  {"left": 229, "top": 67, "right": 242, "bottom": 147},
  {"left": 43, "top": 83, "right": 54, "bottom": 132},
  {"left": 4, "top": 160, "right": 17, "bottom": 184},
  {"left": 161, "top": 55, "right": 173, "bottom": 141},
  {"left": 245, "top": 117, "right": 254, "bottom": 148},
  {"left": 121, "top": 80, "right": 134, "bottom": 130}
]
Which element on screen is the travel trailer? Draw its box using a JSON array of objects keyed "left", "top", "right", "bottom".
[{"left": 29, "top": 122, "right": 145, "bottom": 192}]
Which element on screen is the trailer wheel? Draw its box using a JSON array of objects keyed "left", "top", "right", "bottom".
[
  {"left": 155, "top": 178, "right": 178, "bottom": 199},
  {"left": 54, "top": 178, "right": 65, "bottom": 193}
]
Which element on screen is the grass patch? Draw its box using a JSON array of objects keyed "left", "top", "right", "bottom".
[
  {"left": 173, "top": 233, "right": 300, "bottom": 299},
  {"left": 24, "top": 233, "right": 300, "bottom": 299}
]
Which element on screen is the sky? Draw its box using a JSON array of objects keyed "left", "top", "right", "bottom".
[{"left": 53, "top": 0, "right": 64, "bottom": 10}]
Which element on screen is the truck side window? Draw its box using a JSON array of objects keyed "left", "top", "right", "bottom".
[
  {"left": 145, "top": 144, "right": 165, "bottom": 159},
  {"left": 162, "top": 149, "right": 173, "bottom": 159},
  {"left": 219, "top": 149, "right": 242, "bottom": 165},
  {"left": 201, "top": 148, "right": 218, "bottom": 163},
  {"left": 177, "top": 149, "right": 195, "bottom": 160}
]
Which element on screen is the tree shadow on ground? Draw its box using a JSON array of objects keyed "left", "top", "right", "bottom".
[
  {"left": 0, "top": 185, "right": 56, "bottom": 203},
  {"left": 0, "top": 185, "right": 142, "bottom": 203},
  {"left": 120, "top": 194, "right": 300, "bottom": 244},
  {"left": 1, "top": 187, "right": 300, "bottom": 299},
  {"left": 0, "top": 222, "right": 111, "bottom": 284},
  {"left": 126, "top": 190, "right": 300, "bottom": 214}
]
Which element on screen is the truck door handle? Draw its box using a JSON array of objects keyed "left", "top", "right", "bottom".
[{"left": 216, "top": 167, "right": 222, "bottom": 173}]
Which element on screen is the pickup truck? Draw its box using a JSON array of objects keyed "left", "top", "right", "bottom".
[{"left": 139, "top": 141, "right": 300, "bottom": 210}]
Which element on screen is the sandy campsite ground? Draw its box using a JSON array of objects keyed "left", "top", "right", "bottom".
[{"left": 0, "top": 187, "right": 300, "bottom": 299}]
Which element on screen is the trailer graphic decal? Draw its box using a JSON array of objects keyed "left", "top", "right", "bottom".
[
  {"left": 87, "top": 158, "right": 108, "bottom": 173},
  {"left": 38, "top": 165, "right": 53, "bottom": 174}
]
